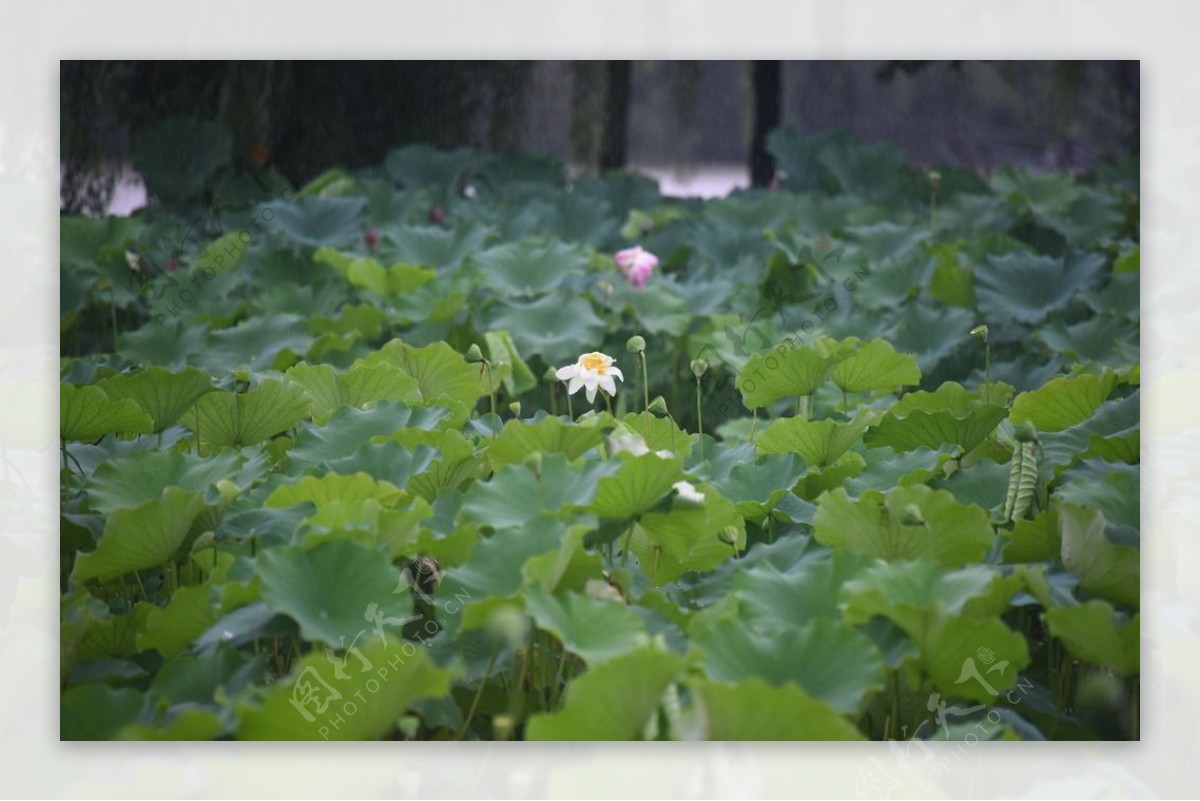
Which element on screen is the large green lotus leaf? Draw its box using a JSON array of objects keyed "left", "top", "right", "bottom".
[
  {"left": 521, "top": 525, "right": 605, "bottom": 595},
  {"left": 137, "top": 584, "right": 218, "bottom": 658},
  {"left": 357, "top": 339, "right": 484, "bottom": 409},
  {"left": 323, "top": 441, "right": 438, "bottom": 490},
  {"left": 829, "top": 338, "right": 920, "bottom": 394},
  {"left": 735, "top": 343, "right": 834, "bottom": 409},
  {"left": 185, "top": 378, "right": 310, "bottom": 449},
  {"left": 794, "top": 451, "right": 866, "bottom": 501},
  {"left": 709, "top": 453, "right": 807, "bottom": 523},
  {"left": 486, "top": 416, "right": 605, "bottom": 471},
  {"left": 1010, "top": 371, "right": 1117, "bottom": 433},
  {"left": 287, "top": 402, "right": 450, "bottom": 469},
  {"left": 287, "top": 362, "right": 422, "bottom": 424},
  {"left": 1040, "top": 390, "right": 1139, "bottom": 474},
  {"left": 1035, "top": 315, "right": 1139, "bottom": 368},
  {"left": 692, "top": 618, "right": 884, "bottom": 715},
  {"left": 525, "top": 585, "right": 646, "bottom": 665},
  {"left": 195, "top": 314, "right": 314, "bottom": 373},
  {"left": 437, "top": 516, "right": 565, "bottom": 603},
  {"left": 729, "top": 549, "right": 875, "bottom": 630},
  {"left": 692, "top": 677, "right": 864, "bottom": 740},
  {"left": 525, "top": 648, "right": 684, "bottom": 740},
  {"left": 841, "top": 559, "right": 999, "bottom": 638},
  {"left": 813, "top": 485, "right": 995, "bottom": 567},
  {"left": 118, "top": 319, "right": 209, "bottom": 371},
  {"left": 1039, "top": 186, "right": 1125, "bottom": 247},
  {"left": 61, "top": 683, "right": 145, "bottom": 741},
  {"left": 591, "top": 452, "right": 685, "bottom": 520},
  {"left": 258, "top": 196, "right": 366, "bottom": 249},
  {"left": 625, "top": 282, "right": 693, "bottom": 337},
  {"left": 991, "top": 168, "right": 1080, "bottom": 217},
  {"left": 920, "top": 613, "right": 1031, "bottom": 704},
  {"left": 1003, "top": 508, "right": 1061, "bottom": 564},
  {"left": 755, "top": 410, "right": 872, "bottom": 467},
  {"left": 133, "top": 118, "right": 232, "bottom": 203},
  {"left": 267, "top": 471, "right": 403, "bottom": 511},
  {"left": 87, "top": 448, "right": 243, "bottom": 515},
  {"left": 1059, "top": 503, "right": 1139, "bottom": 609},
  {"left": 485, "top": 294, "right": 607, "bottom": 366},
  {"left": 73, "top": 488, "right": 207, "bottom": 583},
  {"left": 117, "top": 707, "right": 226, "bottom": 741},
  {"left": 888, "top": 303, "right": 977, "bottom": 376},
  {"left": 928, "top": 242, "right": 976, "bottom": 308},
  {"left": 256, "top": 539, "right": 412, "bottom": 646},
  {"left": 343, "top": 257, "right": 436, "bottom": 299},
  {"left": 61, "top": 595, "right": 153, "bottom": 674},
  {"left": 1058, "top": 460, "right": 1139, "bottom": 534},
  {"left": 474, "top": 237, "right": 589, "bottom": 297},
  {"left": 462, "top": 454, "right": 614, "bottom": 528},
  {"left": 95, "top": 366, "right": 216, "bottom": 433},
  {"left": 627, "top": 488, "right": 744, "bottom": 585},
  {"left": 619, "top": 411, "right": 695, "bottom": 458},
  {"left": 1081, "top": 271, "right": 1140, "bottom": 319},
  {"left": 61, "top": 384, "right": 154, "bottom": 442},
  {"left": 484, "top": 329, "right": 537, "bottom": 396},
  {"left": 384, "top": 222, "right": 492, "bottom": 272},
  {"left": 976, "top": 251, "right": 1107, "bottom": 325},
  {"left": 1045, "top": 601, "right": 1139, "bottom": 676},
  {"left": 864, "top": 382, "right": 1009, "bottom": 454},
  {"left": 384, "top": 143, "right": 479, "bottom": 189},
  {"left": 235, "top": 634, "right": 454, "bottom": 740},
  {"left": 398, "top": 429, "right": 484, "bottom": 502}
]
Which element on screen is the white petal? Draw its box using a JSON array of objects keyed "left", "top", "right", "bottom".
[
  {"left": 608, "top": 365, "right": 624, "bottom": 381},
  {"left": 556, "top": 365, "right": 578, "bottom": 381},
  {"left": 672, "top": 480, "right": 706, "bottom": 504},
  {"left": 567, "top": 374, "right": 585, "bottom": 395},
  {"left": 599, "top": 374, "right": 617, "bottom": 396},
  {"left": 584, "top": 374, "right": 599, "bottom": 403}
]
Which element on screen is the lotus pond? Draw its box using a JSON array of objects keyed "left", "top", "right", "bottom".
[{"left": 59, "top": 133, "right": 1140, "bottom": 741}]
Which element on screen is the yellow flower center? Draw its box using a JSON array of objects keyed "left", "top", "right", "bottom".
[{"left": 580, "top": 352, "right": 610, "bottom": 373}]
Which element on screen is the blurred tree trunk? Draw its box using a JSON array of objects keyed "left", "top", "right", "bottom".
[
  {"left": 600, "top": 61, "right": 632, "bottom": 170},
  {"left": 750, "top": 60, "right": 782, "bottom": 187}
]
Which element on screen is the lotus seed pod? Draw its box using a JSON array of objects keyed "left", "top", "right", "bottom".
[
  {"left": 928, "top": 171, "right": 942, "bottom": 191},
  {"left": 647, "top": 395, "right": 669, "bottom": 415},
  {"left": 970, "top": 324, "right": 988, "bottom": 343},
  {"left": 486, "top": 604, "right": 530, "bottom": 649},
  {"left": 1014, "top": 420, "right": 1038, "bottom": 443},
  {"left": 690, "top": 358, "right": 709, "bottom": 378},
  {"left": 465, "top": 343, "right": 485, "bottom": 363},
  {"left": 899, "top": 503, "right": 925, "bottom": 526},
  {"left": 626, "top": 335, "right": 646, "bottom": 353},
  {"left": 717, "top": 525, "right": 740, "bottom": 547},
  {"left": 508, "top": 401, "right": 521, "bottom": 418}
]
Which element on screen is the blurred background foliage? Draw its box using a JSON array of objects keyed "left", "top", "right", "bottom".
[{"left": 61, "top": 60, "right": 1138, "bottom": 214}]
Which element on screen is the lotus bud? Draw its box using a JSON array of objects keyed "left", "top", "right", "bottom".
[
  {"left": 717, "top": 525, "right": 740, "bottom": 547},
  {"left": 928, "top": 171, "right": 942, "bottom": 192},
  {"left": 508, "top": 401, "right": 521, "bottom": 418},
  {"left": 899, "top": 504, "right": 925, "bottom": 526},
  {"left": 647, "top": 395, "right": 669, "bottom": 415},
  {"left": 1013, "top": 420, "right": 1038, "bottom": 443},
  {"left": 970, "top": 324, "right": 988, "bottom": 344},
  {"left": 216, "top": 479, "right": 240, "bottom": 506},
  {"left": 626, "top": 335, "right": 646, "bottom": 354},
  {"left": 523, "top": 451, "right": 543, "bottom": 477},
  {"left": 465, "top": 343, "right": 485, "bottom": 363},
  {"left": 690, "top": 358, "right": 709, "bottom": 378},
  {"left": 486, "top": 605, "right": 530, "bottom": 649}
]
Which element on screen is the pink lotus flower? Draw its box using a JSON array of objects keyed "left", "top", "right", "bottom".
[
  {"left": 364, "top": 227, "right": 379, "bottom": 251},
  {"left": 614, "top": 245, "right": 658, "bottom": 289}
]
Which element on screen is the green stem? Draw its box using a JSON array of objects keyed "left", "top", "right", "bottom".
[
  {"left": 458, "top": 644, "right": 500, "bottom": 740},
  {"left": 621, "top": 523, "right": 634, "bottom": 567},
  {"left": 695, "top": 376, "right": 704, "bottom": 461},
  {"left": 930, "top": 190, "right": 938, "bottom": 233},
  {"left": 194, "top": 406, "right": 201, "bottom": 456},
  {"left": 484, "top": 361, "right": 496, "bottom": 418},
  {"left": 889, "top": 669, "right": 902, "bottom": 740},
  {"left": 639, "top": 351, "right": 649, "bottom": 412},
  {"left": 132, "top": 570, "right": 148, "bottom": 603},
  {"left": 549, "top": 382, "right": 558, "bottom": 417},
  {"left": 603, "top": 392, "right": 612, "bottom": 416},
  {"left": 110, "top": 287, "right": 118, "bottom": 353},
  {"left": 549, "top": 640, "right": 568, "bottom": 710},
  {"left": 984, "top": 343, "right": 991, "bottom": 405},
  {"left": 750, "top": 407, "right": 758, "bottom": 444},
  {"left": 566, "top": 391, "right": 573, "bottom": 420}
]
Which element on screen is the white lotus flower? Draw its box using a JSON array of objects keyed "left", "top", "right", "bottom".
[
  {"left": 672, "top": 480, "right": 706, "bottom": 504},
  {"left": 555, "top": 351, "right": 624, "bottom": 404}
]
